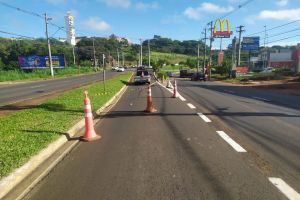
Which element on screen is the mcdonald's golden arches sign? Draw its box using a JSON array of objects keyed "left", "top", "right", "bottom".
[{"left": 213, "top": 19, "right": 233, "bottom": 38}]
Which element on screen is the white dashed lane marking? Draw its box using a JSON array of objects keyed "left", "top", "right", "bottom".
[
  {"left": 216, "top": 131, "right": 247, "bottom": 153},
  {"left": 252, "top": 96, "right": 271, "bottom": 102},
  {"left": 187, "top": 103, "right": 196, "bottom": 109},
  {"left": 30, "top": 84, "right": 45, "bottom": 89},
  {"left": 268, "top": 177, "right": 300, "bottom": 200},
  {"left": 197, "top": 113, "right": 212, "bottom": 123}
]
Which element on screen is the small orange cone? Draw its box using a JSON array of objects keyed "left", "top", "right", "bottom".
[
  {"left": 82, "top": 91, "right": 101, "bottom": 142},
  {"left": 145, "top": 85, "right": 157, "bottom": 113},
  {"left": 172, "top": 79, "right": 178, "bottom": 98}
]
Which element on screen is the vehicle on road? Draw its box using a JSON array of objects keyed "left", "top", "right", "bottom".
[
  {"left": 134, "top": 70, "right": 151, "bottom": 84},
  {"left": 117, "top": 67, "right": 125, "bottom": 72},
  {"left": 191, "top": 72, "right": 206, "bottom": 81},
  {"left": 180, "top": 69, "right": 194, "bottom": 78}
]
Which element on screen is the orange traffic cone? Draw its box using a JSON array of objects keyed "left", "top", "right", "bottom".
[
  {"left": 166, "top": 79, "right": 173, "bottom": 89},
  {"left": 172, "top": 79, "right": 178, "bottom": 98},
  {"left": 145, "top": 85, "right": 157, "bottom": 113},
  {"left": 82, "top": 91, "right": 101, "bottom": 142}
]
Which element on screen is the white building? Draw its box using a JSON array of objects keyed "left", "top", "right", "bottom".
[{"left": 65, "top": 12, "right": 76, "bottom": 46}]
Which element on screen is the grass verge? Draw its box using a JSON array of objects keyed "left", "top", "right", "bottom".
[
  {"left": 0, "top": 72, "right": 132, "bottom": 178},
  {"left": 0, "top": 66, "right": 97, "bottom": 82}
]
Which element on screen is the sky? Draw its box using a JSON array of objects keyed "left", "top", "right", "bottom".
[{"left": 0, "top": 0, "right": 300, "bottom": 48}]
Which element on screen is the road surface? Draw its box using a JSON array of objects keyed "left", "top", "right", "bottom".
[
  {"left": 0, "top": 71, "right": 121, "bottom": 106},
  {"left": 23, "top": 80, "right": 298, "bottom": 200}
]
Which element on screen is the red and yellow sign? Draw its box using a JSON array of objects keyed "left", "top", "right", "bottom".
[{"left": 213, "top": 19, "right": 233, "bottom": 38}]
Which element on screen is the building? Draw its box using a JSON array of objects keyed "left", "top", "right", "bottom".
[
  {"left": 268, "top": 49, "right": 294, "bottom": 69},
  {"left": 65, "top": 12, "right": 76, "bottom": 46}
]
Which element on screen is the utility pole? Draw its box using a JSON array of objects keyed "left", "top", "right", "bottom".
[
  {"left": 92, "top": 37, "right": 96, "bottom": 70},
  {"left": 203, "top": 28, "right": 207, "bottom": 73},
  {"left": 237, "top": 25, "right": 245, "bottom": 66},
  {"left": 44, "top": 13, "right": 54, "bottom": 77},
  {"left": 208, "top": 21, "right": 213, "bottom": 80},
  {"left": 72, "top": 46, "right": 76, "bottom": 65},
  {"left": 197, "top": 42, "right": 200, "bottom": 74},
  {"left": 231, "top": 37, "right": 237, "bottom": 78},
  {"left": 117, "top": 48, "right": 120, "bottom": 67},
  {"left": 102, "top": 54, "right": 106, "bottom": 93},
  {"left": 140, "top": 39, "right": 143, "bottom": 66},
  {"left": 122, "top": 51, "right": 125, "bottom": 66},
  {"left": 263, "top": 25, "right": 267, "bottom": 69},
  {"left": 148, "top": 39, "right": 151, "bottom": 68}
]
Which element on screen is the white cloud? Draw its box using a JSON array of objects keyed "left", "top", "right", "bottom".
[
  {"left": 258, "top": 8, "right": 300, "bottom": 20},
  {"left": 98, "top": 0, "right": 131, "bottom": 8},
  {"left": 183, "top": 2, "right": 234, "bottom": 20},
  {"left": 277, "top": 0, "right": 288, "bottom": 6},
  {"left": 135, "top": 2, "right": 159, "bottom": 11},
  {"left": 83, "top": 17, "right": 110, "bottom": 31},
  {"left": 46, "top": 0, "right": 67, "bottom": 5}
]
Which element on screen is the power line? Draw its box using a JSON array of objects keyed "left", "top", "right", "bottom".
[
  {"left": 218, "top": 0, "right": 256, "bottom": 20},
  {"left": 267, "top": 27, "right": 300, "bottom": 39},
  {"left": 266, "top": 34, "right": 300, "bottom": 45},
  {"left": 0, "top": 1, "right": 43, "bottom": 19},
  {"left": 246, "top": 19, "right": 300, "bottom": 36},
  {"left": 0, "top": 30, "right": 34, "bottom": 39}
]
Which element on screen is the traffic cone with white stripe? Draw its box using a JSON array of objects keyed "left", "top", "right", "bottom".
[
  {"left": 82, "top": 91, "right": 101, "bottom": 141},
  {"left": 166, "top": 79, "right": 173, "bottom": 89},
  {"left": 145, "top": 85, "right": 157, "bottom": 113},
  {"left": 172, "top": 79, "right": 178, "bottom": 98}
]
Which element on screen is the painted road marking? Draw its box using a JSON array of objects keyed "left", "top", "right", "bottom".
[
  {"left": 252, "top": 96, "right": 271, "bottom": 102},
  {"left": 187, "top": 103, "right": 196, "bottom": 109},
  {"left": 224, "top": 89, "right": 235, "bottom": 94},
  {"left": 63, "top": 80, "right": 71, "bottom": 83},
  {"left": 268, "top": 177, "right": 300, "bottom": 200},
  {"left": 216, "top": 131, "right": 247, "bottom": 152},
  {"left": 30, "top": 84, "right": 45, "bottom": 89},
  {"left": 197, "top": 113, "right": 212, "bottom": 123},
  {"left": 179, "top": 95, "right": 186, "bottom": 102}
]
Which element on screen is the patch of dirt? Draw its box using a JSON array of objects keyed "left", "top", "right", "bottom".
[{"left": 219, "top": 76, "right": 300, "bottom": 96}]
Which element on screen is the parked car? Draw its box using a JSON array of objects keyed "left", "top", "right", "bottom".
[
  {"left": 134, "top": 70, "right": 151, "bottom": 84},
  {"left": 191, "top": 72, "right": 206, "bottom": 81},
  {"left": 112, "top": 66, "right": 119, "bottom": 71}
]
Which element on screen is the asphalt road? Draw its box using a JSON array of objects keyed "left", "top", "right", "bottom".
[
  {"left": 24, "top": 81, "right": 292, "bottom": 200},
  {"left": 176, "top": 80, "right": 300, "bottom": 195},
  {"left": 0, "top": 71, "right": 121, "bottom": 106}
]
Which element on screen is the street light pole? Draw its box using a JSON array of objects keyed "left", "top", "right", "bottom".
[
  {"left": 140, "top": 39, "right": 143, "bottom": 66},
  {"left": 197, "top": 42, "right": 200, "bottom": 74},
  {"left": 117, "top": 48, "right": 120, "bottom": 67},
  {"left": 44, "top": 13, "right": 54, "bottom": 77},
  {"left": 92, "top": 37, "right": 96, "bottom": 70},
  {"left": 148, "top": 39, "right": 151, "bottom": 68},
  {"left": 103, "top": 54, "right": 106, "bottom": 93},
  {"left": 203, "top": 28, "right": 207, "bottom": 73}
]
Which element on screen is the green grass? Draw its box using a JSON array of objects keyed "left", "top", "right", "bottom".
[
  {"left": 152, "top": 51, "right": 197, "bottom": 65},
  {"left": 0, "top": 66, "right": 96, "bottom": 82},
  {"left": 0, "top": 72, "right": 132, "bottom": 178}
]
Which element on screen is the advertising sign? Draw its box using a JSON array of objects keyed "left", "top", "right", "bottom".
[
  {"left": 242, "top": 37, "right": 260, "bottom": 51},
  {"left": 213, "top": 19, "right": 233, "bottom": 38},
  {"left": 18, "top": 55, "right": 65, "bottom": 69}
]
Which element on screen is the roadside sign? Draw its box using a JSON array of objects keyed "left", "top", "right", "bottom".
[
  {"left": 242, "top": 37, "right": 260, "bottom": 51},
  {"left": 18, "top": 54, "right": 65, "bottom": 69}
]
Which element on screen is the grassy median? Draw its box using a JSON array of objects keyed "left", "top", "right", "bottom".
[{"left": 0, "top": 72, "right": 132, "bottom": 178}]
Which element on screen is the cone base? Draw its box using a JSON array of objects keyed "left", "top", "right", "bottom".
[
  {"left": 82, "top": 134, "right": 101, "bottom": 142},
  {"left": 144, "top": 107, "right": 157, "bottom": 113}
]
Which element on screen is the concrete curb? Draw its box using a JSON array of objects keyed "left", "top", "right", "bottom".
[{"left": 0, "top": 75, "right": 132, "bottom": 200}]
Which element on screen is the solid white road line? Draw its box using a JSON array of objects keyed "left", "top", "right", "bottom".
[
  {"left": 187, "top": 103, "right": 196, "bottom": 109},
  {"left": 224, "top": 89, "right": 235, "bottom": 94},
  {"left": 216, "top": 131, "right": 247, "bottom": 152},
  {"left": 268, "top": 177, "right": 300, "bottom": 200},
  {"left": 197, "top": 113, "right": 212, "bottom": 123},
  {"left": 30, "top": 84, "right": 45, "bottom": 89},
  {"left": 252, "top": 96, "right": 271, "bottom": 102}
]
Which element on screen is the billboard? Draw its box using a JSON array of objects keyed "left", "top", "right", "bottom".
[
  {"left": 242, "top": 37, "right": 260, "bottom": 51},
  {"left": 18, "top": 54, "right": 65, "bottom": 69},
  {"left": 213, "top": 19, "right": 233, "bottom": 38},
  {"left": 65, "top": 12, "right": 76, "bottom": 46}
]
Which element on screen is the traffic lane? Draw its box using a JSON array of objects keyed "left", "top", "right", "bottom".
[
  {"left": 26, "top": 83, "right": 283, "bottom": 200},
  {"left": 0, "top": 71, "right": 120, "bottom": 105},
  {"left": 188, "top": 80, "right": 300, "bottom": 110},
  {"left": 177, "top": 80, "right": 300, "bottom": 192}
]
